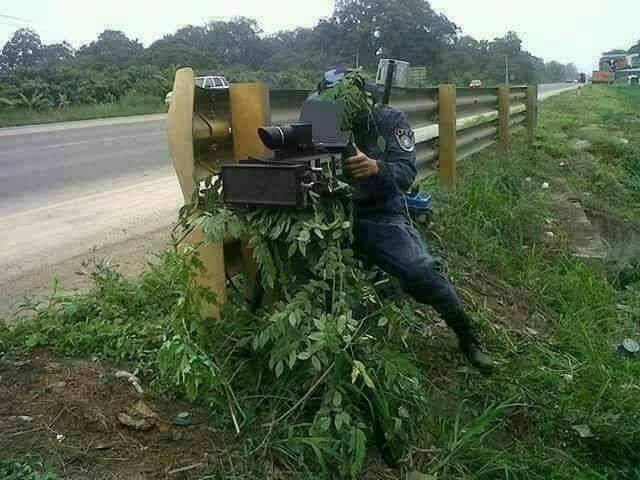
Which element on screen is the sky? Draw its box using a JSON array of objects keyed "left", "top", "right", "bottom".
[{"left": 0, "top": 0, "right": 638, "bottom": 74}]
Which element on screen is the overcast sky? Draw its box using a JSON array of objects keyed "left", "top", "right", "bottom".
[{"left": 1, "top": 0, "right": 637, "bottom": 74}]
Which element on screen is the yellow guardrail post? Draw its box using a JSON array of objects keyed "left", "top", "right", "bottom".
[
  {"left": 167, "top": 68, "right": 227, "bottom": 319},
  {"left": 438, "top": 84, "right": 457, "bottom": 190},
  {"left": 498, "top": 86, "right": 511, "bottom": 156},
  {"left": 229, "top": 84, "right": 270, "bottom": 301},
  {"left": 526, "top": 84, "right": 538, "bottom": 144}
]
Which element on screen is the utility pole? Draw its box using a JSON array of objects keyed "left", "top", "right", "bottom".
[{"left": 505, "top": 55, "right": 510, "bottom": 86}]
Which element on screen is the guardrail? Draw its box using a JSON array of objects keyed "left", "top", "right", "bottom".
[
  {"left": 167, "top": 67, "right": 561, "bottom": 317},
  {"left": 269, "top": 84, "right": 539, "bottom": 189}
]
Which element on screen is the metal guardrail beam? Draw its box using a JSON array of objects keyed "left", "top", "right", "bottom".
[{"left": 262, "top": 83, "right": 574, "bottom": 184}]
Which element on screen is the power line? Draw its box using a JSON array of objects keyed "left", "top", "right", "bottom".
[{"left": 0, "top": 14, "right": 30, "bottom": 22}]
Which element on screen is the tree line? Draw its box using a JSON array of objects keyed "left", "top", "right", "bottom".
[{"left": 0, "top": 0, "right": 581, "bottom": 111}]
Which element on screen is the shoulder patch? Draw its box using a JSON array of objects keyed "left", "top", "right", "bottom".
[{"left": 394, "top": 128, "right": 415, "bottom": 152}]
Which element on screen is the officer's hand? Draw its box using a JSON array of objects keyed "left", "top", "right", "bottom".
[{"left": 346, "top": 147, "right": 379, "bottom": 179}]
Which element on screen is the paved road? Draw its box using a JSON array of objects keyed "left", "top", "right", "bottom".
[
  {"left": 0, "top": 114, "right": 170, "bottom": 216},
  {"left": 0, "top": 83, "right": 577, "bottom": 314}
]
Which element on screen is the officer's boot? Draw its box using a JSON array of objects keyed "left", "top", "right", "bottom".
[{"left": 443, "top": 310, "right": 494, "bottom": 374}]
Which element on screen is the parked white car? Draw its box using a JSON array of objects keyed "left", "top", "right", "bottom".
[{"left": 165, "top": 75, "right": 230, "bottom": 106}]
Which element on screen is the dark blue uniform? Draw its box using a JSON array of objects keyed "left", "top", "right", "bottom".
[
  {"left": 352, "top": 105, "right": 471, "bottom": 326},
  {"left": 307, "top": 67, "right": 491, "bottom": 371}
]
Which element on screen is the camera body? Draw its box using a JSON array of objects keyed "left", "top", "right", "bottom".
[{"left": 221, "top": 100, "right": 353, "bottom": 208}]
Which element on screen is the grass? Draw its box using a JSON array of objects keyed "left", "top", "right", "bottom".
[
  {"left": 0, "top": 457, "right": 60, "bottom": 480},
  {"left": 2, "top": 85, "right": 640, "bottom": 478},
  {"left": 0, "top": 95, "right": 166, "bottom": 128}
]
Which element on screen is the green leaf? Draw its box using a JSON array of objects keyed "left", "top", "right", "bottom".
[
  {"left": 298, "top": 351, "right": 312, "bottom": 360},
  {"left": 275, "top": 361, "right": 284, "bottom": 378},
  {"left": 337, "top": 315, "right": 347, "bottom": 333},
  {"left": 378, "top": 316, "right": 389, "bottom": 327},
  {"left": 333, "top": 390, "right": 342, "bottom": 407},
  {"left": 289, "top": 312, "right": 298, "bottom": 327},
  {"left": 335, "top": 413, "right": 343, "bottom": 431},
  {"left": 309, "top": 332, "right": 324, "bottom": 341},
  {"left": 312, "top": 355, "right": 322, "bottom": 371},
  {"left": 318, "top": 416, "right": 331, "bottom": 432},
  {"left": 288, "top": 350, "right": 297, "bottom": 368},
  {"left": 298, "top": 229, "right": 310, "bottom": 242},
  {"left": 351, "top": 427, "right": 367, "bottom": 475},
  {"left": 354, "top": 360, "right": 375, "bottom": 389}
]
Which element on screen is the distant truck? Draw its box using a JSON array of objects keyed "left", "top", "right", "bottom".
[
  {"left": 579, "top": 73, "right": 587, "bottom": 84},
  {"left": 592, "top": 71, "right": 611, "bottom": 84}
]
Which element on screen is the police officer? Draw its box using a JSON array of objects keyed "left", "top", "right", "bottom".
[{"left": 313, "top": 67, "right": 493, "bottom": 373}]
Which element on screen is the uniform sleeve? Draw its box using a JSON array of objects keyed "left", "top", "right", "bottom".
[{"left": 375, "top": 109, "right": 417, "bottom": 192}]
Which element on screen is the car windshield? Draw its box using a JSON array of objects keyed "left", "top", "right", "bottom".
[{"left": 195, "top": 77, "right": 205, "bottom": 88}]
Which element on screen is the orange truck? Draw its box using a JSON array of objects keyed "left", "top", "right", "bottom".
[{"left": 592, "top": 71, "right": 612, "bottom": 84}]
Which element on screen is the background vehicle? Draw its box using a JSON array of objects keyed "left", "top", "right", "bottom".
[
  {"left": 592, "top": 71, "right": 612, "bottom": 84},
  {"left": 469, "top": 79, "right": 482, "bottom": 88},
  {"left": 165, "top": 75, "right": 229, "bottom": 106}
]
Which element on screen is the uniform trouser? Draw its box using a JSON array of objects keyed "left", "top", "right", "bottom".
[{"left": 354, "top": 214, "right": 476, "bottom": 341}]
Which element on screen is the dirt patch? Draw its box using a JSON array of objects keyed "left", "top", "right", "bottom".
[
  {"left": 0, "top": 228, "right": 172, "bottom": 319},
  {"left": 457, "top": 269, "right": 533, "bottom": 332},
  {"left": 0, "top": 350, "right": 225, "bottom": 479}
]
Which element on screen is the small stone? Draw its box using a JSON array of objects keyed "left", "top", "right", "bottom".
[
  {"left": 559, "top": 161, "right": 566, "bottom": 166},
  {"left": 545, "top": 231, "right": 555, "bottom": 238},
  {"left": 132, "top": 400, "right": 157, "bottom": 418},
  {"left": 571, "top": 424, "right": 594, "bottom": 439},
  {"left": 622, "top": 338, "right": 640, "bottom": 354},
  {"left": 117, "top": 401, "right": 158, "bottom": 431},
  {"left": 177, "top": 412, "right": 190, "bottom": 419},
  {"left": 56, "top": 434, "right": 65, "bottom": 442},
  {"left": 525, "top": 327, "right": 539, "bottom": 336},
  {"left": 117, "top": 412, "right": 155, "bottom": 431},
  {"left": 563, "top": 374, "right": 574, "bottom": 383},
  {"left": 542, "top": 182, "right": 550, "bottom": 189}
]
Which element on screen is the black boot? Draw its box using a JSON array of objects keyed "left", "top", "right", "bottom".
[
  {"left": 458, "top": 333, "right": 494, "bottom": 375},
  {"left": 443, "top": 310, "right": 494, "bottom": 374}
]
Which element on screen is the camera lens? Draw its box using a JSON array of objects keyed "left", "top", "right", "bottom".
[
  {"left": 258, "top": 126, "right": 292, "bottom": 150},
  {"left": 258, "top": 123, "right": 313, "bottom": 151}
]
